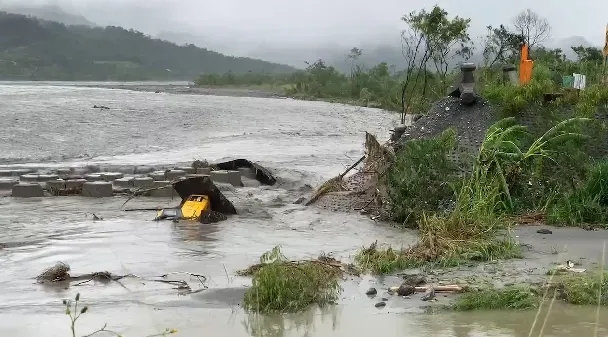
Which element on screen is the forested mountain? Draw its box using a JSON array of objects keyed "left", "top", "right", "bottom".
[
  {"left": 0, "top": 3, "right": 96, "bottom": 27},
  {"left": 0, "top": 11, "right": 296, "bottom": 81}
]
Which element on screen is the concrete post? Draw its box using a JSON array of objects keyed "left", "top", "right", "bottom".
[
  {"left": 459, "top": 63, "right": 477, "bottom": 105},
  {"left": 502, "top": 64, "right": 518, "bottom": 85}
]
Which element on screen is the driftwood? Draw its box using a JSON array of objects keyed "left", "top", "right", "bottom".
[
  {"left": 304, "top": 155, "right": 367, "bottom": 206},
  {"left": 389, "top": 285, "right": 463, "bottom": 293},
  {"left": 35, "top": 262, "right": 207, "bottom": 293}
]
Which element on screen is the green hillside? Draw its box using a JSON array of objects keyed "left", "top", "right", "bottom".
[{"left": 0, "top": 11, "right": 296, "bottom": 81}]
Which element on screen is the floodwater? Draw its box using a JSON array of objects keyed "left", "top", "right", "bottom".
[{"left": 1, "top": 82, "right": 608, "bottom": 337}]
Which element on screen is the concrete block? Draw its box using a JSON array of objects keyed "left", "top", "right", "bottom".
[
  {"left": 133, "top": 177, "right": 154, "bottom": 188},
  {"left": 210, "top": 170, "right": 242, "bottom": 187},
  {"left": 114, "top": 177, "right": 134, "bottom": 188},
  {"left": 12, "top": 183, "right": 44, "bottom": 197},
  {"left": 82, "top": 181, "right": 113, "bottom": 197},
  {"left": 1, "top": 169, "right": 34, "bottom": 177},
  {"left": 175, "top": 166, "right": 196, "bottom": 174},
  {"left": 0, "top": 179, "right": 19, "bottom": 190},
  {"left": 55, "top": 168, "right": 73, "bottom": 177},
  {"left": 149, "top": 181, "right": 178, "bottom": 197},
  {"left": 238, "top": 167, "right": 256, "bottom": 179},
  {"left": 46, "top": 179, "right": 67, "bottom": 190},
  {"left": 20, "top": 174, "right": 40, "bottom": 182},
  {"left": 101, "top": 172, "right": 124, "bottom": 182},
  {"left": 196, "top": 167, "right": 211, "bottom": 175},
  {"left": 134, "top": 166, "right": 155, "bottom": 174},
  {"left": 66, "top": 179, "right": 87, "bottom": 189},
  {"left": 0, "top": 170, "right": 13, "bottom": 177},
  {"left": 38, "top": 174, "right": 59, "bottom": 182},
  {"left": 149, "top": 171, "right": 167, "bottom": 181},
  {"left": 166, "top": 169, "right": 187, "bottom": 180},
  {"left": 85, "top": 174, "right": 103, "bottom": 181}
]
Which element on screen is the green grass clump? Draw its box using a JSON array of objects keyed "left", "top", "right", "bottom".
[
  {"left": 548, "top": 161, "right": 608, "bottom": 227},
  {"left": 557, "top": 272, "right": 608, "bottom": 305},
  {"left": 453, "top": 286, "right": 540, "bottom": 311},
  {"left": 242, "top": 247, "right": 342, "bottom": 313},
  {"left": 482, "top": 78, "right": 556, "bottom": 117},
  {"left": 387, "top": 128, "right": 458, "bottom": 227}
]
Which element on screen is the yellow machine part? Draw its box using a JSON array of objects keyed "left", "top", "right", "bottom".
[{"left": 180, "top": 195, "right": 211, "bottom": 219}]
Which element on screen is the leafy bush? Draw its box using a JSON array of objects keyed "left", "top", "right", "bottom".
[
  {"left": 548, "top": 161, "right": 608, "bottom": 226},
  {"left": 387, "top": 128, "right": 458, "bottom": 227}
]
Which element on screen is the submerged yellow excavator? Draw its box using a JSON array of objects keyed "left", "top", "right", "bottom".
[{"left": 155, "top": 195, "right": 210, "bottom": 221}]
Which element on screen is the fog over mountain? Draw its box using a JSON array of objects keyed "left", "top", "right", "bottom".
[{"left": 1, "top": 0, "right": 605, "bottom": 72}]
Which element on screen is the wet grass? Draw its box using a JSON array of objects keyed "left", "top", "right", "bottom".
[
  {"left": 555, "top": 272, "right": 608, "bottom": 305},
  {"left": 242, "top": 247, "right": 343, "bottom": 313},
  {"left": 453, "top": 286, "right": 541, "bottom": 311}
]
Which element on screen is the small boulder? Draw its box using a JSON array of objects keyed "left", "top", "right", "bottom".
[
  {"left": 374, "top": 302, "right": 386, "bottom": 308},
  {"left": 397, "top": 284, "right": 415, "bottom": 297},
  {"left": 421, "top": 286, "right": 436, "bottom": 301},
  {"left": 365, "top": 288, "right": 378, "bottom": 296},
  {"left": 537, "top": 229, "right": 553, "bottom": 235}
]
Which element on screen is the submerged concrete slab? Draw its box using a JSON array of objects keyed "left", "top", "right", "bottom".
[
  {"left": 55, "top": 168, "right": 73, "bottom": 177},
  {"left": 46, "top": 179, "right": 67, "bottom": 190},
  {"left": 196, "top": 167, "right": 211, "bottom": 175},
  {"left": 114, "top": 177, "right": 134, "bottom": 188},
  {"left": 176, "top": 166, "right": 196, "bottom": 174},
  {"left": 20, "top": 174, "right": 40, "bottom": 182},
  {"left": 166, "top": 169, "right": 187, "bottom": 180},
  {"left": 238, "top": 167, "right": 256, "bottom": 179},
  {"left": 101, "top": 172, "right": 124, "bottom": 182},
  {"left": 210, "top": 170, "right": 242, "bottom": 187},
  {"left": 149, "top": 171, "right": 167, "bottom": 181},
  {"left": 38, "top": 174, "right": 59, "bottom": 182},
  {"left": 134, "top": 166, "right": 155, "bottom": 174},
  {"left": 12, "top": 183, "right": 44, "bottom": 197},
  {"left": 85, "top": 174, "right": 103, "bottom": 181},
  {"left": 149, "top": 181, "right": 178, "bottom": 197},
  {"left": 133, "top": 177, "right": 154, "bottom": 188},
  {"left": 66, "top": 179, "right": 87, "bottom": 189},
  {"left": 0, "top": 179, "right": 19, "bottom": 190},
  {"left": 82, "top": 181, "right": 113, "bottom": 197}
]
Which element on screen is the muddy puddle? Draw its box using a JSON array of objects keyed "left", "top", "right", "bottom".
[{"left": 2, "top": 82, "right": 608, "bottom": 337}]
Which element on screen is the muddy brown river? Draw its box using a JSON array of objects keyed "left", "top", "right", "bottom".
[{"left": 1, "top": 82, "right": 608, "bottom": 337}]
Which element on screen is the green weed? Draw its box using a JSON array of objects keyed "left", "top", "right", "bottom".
[
  {"left": 453, "top": 286, "right": 540, "bottom": 311},
  {"left": 242, "top": 246, "right": 342, "bottom": 313}
]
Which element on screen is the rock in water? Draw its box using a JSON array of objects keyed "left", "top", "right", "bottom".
[
  {"left": 374, "top": 302, "right": 386, "bottom": 308},
  {"left": 365, "top": 288, "right": 378, "bottom": 296},
  {"left": 402, "top": 274, "right": 426, "bottom": 286},
  {"left": 537, "top": 229, "right": 553, "bottom": 234},
  {"left": 397, "top": 284, "right": 415, "bottom": 296},
  {"left": 421, "top": 286, "right": 436, "bottom": 301}
]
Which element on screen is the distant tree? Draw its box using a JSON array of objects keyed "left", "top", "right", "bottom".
[
  {"left": 347, "top": 47, "right": 363, "bottom": 77},
  {"left": 513, "top": 9, "right": 551, "bottom": 49},
  {"left": 404, "top": 6, "right": 473, "bottom": 83},
  {"left": 481, "top": 24, "right": 522, "bottom": 67},
  {"left": 571, "top": 46, "right": 604, "bottom": 63}
]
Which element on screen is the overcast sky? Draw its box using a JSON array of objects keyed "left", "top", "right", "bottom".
[{"left": 5, "top": 0, "right": 608, "bottom": 50}]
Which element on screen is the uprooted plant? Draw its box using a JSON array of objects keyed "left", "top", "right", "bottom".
[{"left": 241, "top": 246, "right": 350, "bottom": 313}]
